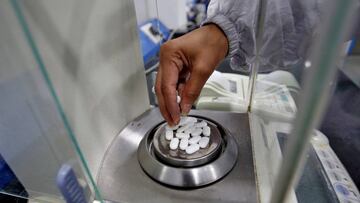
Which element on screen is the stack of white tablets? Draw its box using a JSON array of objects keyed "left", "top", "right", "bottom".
[{"left": 164, "top": 117, "right": 211, "bottom": 154}]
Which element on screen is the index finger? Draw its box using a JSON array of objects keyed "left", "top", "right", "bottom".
[
  {"left": 161, "top": 60, "right": 182, "bottom": 124},
  {"left": 155, "top": 69, "right": 174, "bottom": 125}
]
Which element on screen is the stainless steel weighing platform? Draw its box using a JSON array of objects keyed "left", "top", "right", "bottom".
[{"left": 97, "top": 108, "right": 257, "bottom": 203}]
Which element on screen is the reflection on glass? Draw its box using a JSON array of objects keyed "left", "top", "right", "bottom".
[
  {"left": 245, "top": 0, "right": 360, "bottom": 203},
  {"left": 0, "top": 0, "right": 106, "bottom": 202}
]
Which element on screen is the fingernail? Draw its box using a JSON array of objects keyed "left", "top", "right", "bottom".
[
  {"left": 181, "top": 104, "right": 192, "bottom": 115},
  {"left": 173, "top": 116, "right": 180, "bottom": 125}
]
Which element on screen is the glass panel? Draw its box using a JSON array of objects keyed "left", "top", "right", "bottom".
[
  {"left": 316, "top": 41, "right": 360, "bottom": 202},
  {"left": 341, "top": 40, "right": 360, "bottom": 86},
  {"left": 147, "top": 1, "right": 360, "bottom": 203},
  {"left": 0, "top": 0, "right": 102, "bottom": 202},
  {"left": 128, "top": 1, "right": 360, "bottom": 202},
  {"left": 1, "top": 0, "right": 150, "bottom": 202},
  {"left": 248, "top": 0, "right": 360, "bottom": 202}
]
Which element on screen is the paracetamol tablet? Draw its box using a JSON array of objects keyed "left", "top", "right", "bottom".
[
  {"left": 184, "top": 128, "right": 192, "bottom": 135},
  {"left": 165, "top": 130, "right": 173, "bottom": 140},
  {"left": 190, "top": 128, "right": 202, "bottom": 137},
  {"left": 166, "top": 124, "right": 179, "bottom": 131},
  {"left": 186, "top": 117, "right": 197, "bottom": 123},
  {"left": 199, "top": 137, "right": 210, "bottom": 148},
  {"left": 179, "top": 138, "right": 189, "bottom": 150},
  {"left": 185, "top": 125, "right": 197, "bottom": 134},
  {"left": 185, "top": 144, "right": 200, "bottom": 154},
  {"left": 175, "top": 132, "right": 190, "bottom": 139},
  {"left": 202, "top": 126, "right": 210, "bottom": 136},
  {"left": 170, "top": 138, "right": 179, "bottom": 150},
  {"left": 179, "top": 116, "right": 197, "bottom": 126},
  {"left": 195, "top": 120, "right": 207, "bottom": 128},
  {"left": 189, "top": 135, "right": 201, "bottom": 145},
  {"left": 178, "top": 117, "right": 188, "bottom": 126},
  {"left": 177, "top": 123, "right": 194, "bottom": 133}
]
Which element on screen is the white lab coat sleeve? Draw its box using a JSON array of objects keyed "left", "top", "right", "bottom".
[
  {"left": 203, "top": 0, "right": 329, "bottom": 72},
  {"left": 203, "top": 0, "right": 258, "bottom": 69}
]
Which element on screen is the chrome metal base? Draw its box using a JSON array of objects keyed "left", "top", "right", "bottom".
[
  {"left": 97, "top": 109, "right": 257, "bottom": 203},
  {"left": 137, "top": 116, "right": 238, "bottom": 187}
]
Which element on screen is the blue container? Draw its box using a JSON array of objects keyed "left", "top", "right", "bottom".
[
  {"left": 0, "top": 155, "right": 16, "bottom": 189},
  {"left": 138, "top": 19, "right": 170, "bottom": 65}
]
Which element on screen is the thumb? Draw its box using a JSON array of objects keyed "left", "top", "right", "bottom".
[{"left": 180, "top": 67, "right": 212, "bottom": 115}]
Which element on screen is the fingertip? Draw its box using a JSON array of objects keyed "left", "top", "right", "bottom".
[
  {"left": 167, "top": 121, "right": 175, "bottom": 127},
  {"left": 167, "top": 105, "right": 180, "bottom": 126},
  {"left": 180, "top": 103, "right": 192, "bottom": 115},
  {"left": 156, "top": 89, "right": 175, "bottom": 126},
  {"left": 160, "top": 110, "right": 174, "bottom": 126},
  {"left": 172, "top": 114, "right": 180, "bottom": 125}
]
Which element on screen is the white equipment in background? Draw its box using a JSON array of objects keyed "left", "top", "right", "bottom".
[
  {"left": 311, "top": 131, "right": 360, "bottom": 203},
  {"left": 196, "top": 70, "right": 360, "bottom": 202},
  {"left": 195, "top": 70, "right": 298, "bottom": 122}
]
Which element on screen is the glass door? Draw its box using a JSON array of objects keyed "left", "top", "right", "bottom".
[
  {"left": 248, "top": 0, "right": 360, "bottom": 202},
  {"left": 1, "top": 0, "right": 151, "bottom": 202}
]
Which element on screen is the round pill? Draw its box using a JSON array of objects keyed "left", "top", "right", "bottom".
[
  {"left": 179, "top": 138, "right": 189, "bottom": 150},
  {"left": 189, "top": 135, "right": 201, "bottom": 145},
  {"left": 195, "top": 120, "right": 207, "bottom": 128},
  {"left": 185, "top": 144, "right": 200, "bottom": 154},
  {"left": 202, "top": 126, "right": 211, "bottom": 137},
  {"left": 165, "top": 130, "right": 173, "bottom": 140},
  {"left": 176, "top": 132, "right": 190, "bottom": 139},
  {"left": 170, "top": 138, "right": 179, "bottom": 150},
  {"left": 199, "top": 137, "right": 210, "bottom": 148}
]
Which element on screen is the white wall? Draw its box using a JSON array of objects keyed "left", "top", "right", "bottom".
[
  {"left": 133, "top": 0, "right": 151, "bottom": 24},
  {"left": 134, "top": 0, "right": 187, "bottom": 29}
]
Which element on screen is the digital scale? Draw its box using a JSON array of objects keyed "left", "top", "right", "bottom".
[
  {"left": 1, "top": 1, "right": 358, "bottom": 202},
  {"left": 97, "top": 109, "right": 258, "bottom": 203},
  {"left": 311, "top": 131, "right": 360, "bottom": 203}
]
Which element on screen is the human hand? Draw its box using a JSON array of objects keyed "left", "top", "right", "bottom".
[{"left": 155, "top": 24, "right": 228, "bottom": 126}]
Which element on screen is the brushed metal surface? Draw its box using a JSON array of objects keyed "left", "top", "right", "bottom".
[
  {"left": 97, "top": 108, "right": 257, "bottom": 203},
  {"left": 138, "top": 115, "right": 237, "bottom": 187}
]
